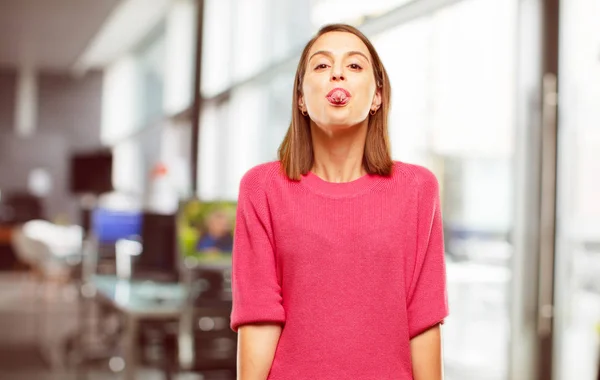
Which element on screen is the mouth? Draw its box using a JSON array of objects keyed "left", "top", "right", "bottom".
[{"left": 326, "top": 87, "right": 351, "bottom": 106}]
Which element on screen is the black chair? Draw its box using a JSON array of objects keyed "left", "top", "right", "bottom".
[{"left": 0, "top": 192, "right": 45, "bottom": 224}]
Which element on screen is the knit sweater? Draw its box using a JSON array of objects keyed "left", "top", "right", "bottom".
[{"left": 230, "top": 160, "right": 449, "bottom": 380}]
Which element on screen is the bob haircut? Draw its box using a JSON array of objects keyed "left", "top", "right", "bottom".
[{"left": 278, "top": 23, "right": 394, "bottom": 181}]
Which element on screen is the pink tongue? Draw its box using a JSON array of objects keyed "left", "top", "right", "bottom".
[{"left": 330, "top": 90, "right": 347, "bottom": 102}]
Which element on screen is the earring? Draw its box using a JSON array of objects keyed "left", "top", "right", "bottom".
[
  {"left": 370, "top": 109, "right": 377, "bottom": 115},
  {"left": 301, "top": 110, "right": 308, "bottom": 116}
]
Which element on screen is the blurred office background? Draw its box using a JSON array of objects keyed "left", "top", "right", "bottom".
[{"left": 0, "top": 0, "right": 598, "bottom": 379}]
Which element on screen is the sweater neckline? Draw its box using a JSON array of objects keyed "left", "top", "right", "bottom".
[{"left": 300, "top": 170, "right": 384, "bottom": 197}]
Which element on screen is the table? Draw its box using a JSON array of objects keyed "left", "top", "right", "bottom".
[{"left": 89, "top": 275, "right": 187, "bottom": 380}]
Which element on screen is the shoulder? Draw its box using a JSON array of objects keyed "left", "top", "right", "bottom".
[
  {"left": 392, "top": 160, "right": 440, "bottom": 196},
  {"left": 392, "top": 161, "right": 439, "bottom": 188},
  {"left": 239, "top": 160, "right": 283, "bottom": 193}
]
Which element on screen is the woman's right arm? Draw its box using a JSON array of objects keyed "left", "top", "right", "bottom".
[
  {"left": 237, "top": 323, "right": 282, "bottom": 380},
  {"left": 232, "top": 168, "right": 286, "bottom": 378}
]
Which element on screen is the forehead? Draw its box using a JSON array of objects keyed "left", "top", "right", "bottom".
[{"left": 308, "top": 31, "right": 372, "bottom": 59}]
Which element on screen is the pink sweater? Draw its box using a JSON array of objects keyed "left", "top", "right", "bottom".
[{"left": 230, "top": 160, "right": 449, "bottom": 380}]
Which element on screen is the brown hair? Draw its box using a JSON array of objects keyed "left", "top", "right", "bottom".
[{"left": 277, "top": 23, "right": 394, "bottom": 181}]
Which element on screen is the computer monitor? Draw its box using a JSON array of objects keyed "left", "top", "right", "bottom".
[
  {"left": 134, "top": 212, "right": 179, "bottom": 281},
  {"left": 177, "top": 199, "right": 236, "bottom": 266},
  {"left": 69, "top": 151, "right": 113, "bottom": 195},
  {"left": 91, "top": 208, "right": 143, "bottom": 244}
]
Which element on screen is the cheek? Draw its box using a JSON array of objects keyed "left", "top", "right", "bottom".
[
  {"left": 303, "top": 76, "right": 323, "bottom": 97},
  {"left": 360, "top": 90, "right": 379, "bottom": 111},
  {"left": 357, "top": 79, "right": 376, "bottom": 100}
]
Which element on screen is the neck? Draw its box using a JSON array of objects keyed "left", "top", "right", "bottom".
[{"left": 309, "top": 119, "right": 368, "bottom": 183}]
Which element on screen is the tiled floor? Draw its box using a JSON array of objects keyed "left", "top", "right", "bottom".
[{"left": 0, "top": 272, "right": 165, "bottom": 380}]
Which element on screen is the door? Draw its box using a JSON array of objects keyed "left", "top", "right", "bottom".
[{"left": 553, "top": 0, "right": 600, "bottom": 378}]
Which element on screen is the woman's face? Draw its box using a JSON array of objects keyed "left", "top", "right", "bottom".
[
  {"left": 206, "top": 211, "right": 230, "bottom": 237},
  {"left": 299, "top": 31, "right": 381, "bottom": 130}
]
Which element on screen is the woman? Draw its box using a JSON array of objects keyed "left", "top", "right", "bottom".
[{"left": 230, "top": 23, "right": 448, "bottom": 380}]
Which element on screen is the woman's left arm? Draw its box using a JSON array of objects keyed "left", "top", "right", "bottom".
[
  {"left": 406, "top": 168, "right": 449, "bottom": 380},
  {"left": 410, "top": 324, "right": 443, "bottom": 380}
]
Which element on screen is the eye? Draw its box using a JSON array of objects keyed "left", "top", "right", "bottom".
[
  {"left": 314, "top": 63, "right": 328, "bottom": 70},
  {"left": 349, "top": 63, "right": 363, "bottom": 70}
]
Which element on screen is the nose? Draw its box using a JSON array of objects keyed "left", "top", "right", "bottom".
[{"left": 331, "top": 64, "right": 345, "bottom": 81}]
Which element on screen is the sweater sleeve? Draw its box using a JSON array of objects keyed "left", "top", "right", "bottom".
[
  {"left": 406, "top": 169, "right": 449, "bottom": 339},
  {"left": 229, "top": 168, "right": 286, "bottom": 333}
]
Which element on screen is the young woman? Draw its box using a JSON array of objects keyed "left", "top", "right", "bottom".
[{"left": 230, "top": 23, "right": 449, "bottom": 380}]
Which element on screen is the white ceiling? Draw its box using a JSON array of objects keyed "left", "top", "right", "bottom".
[
  {"left": 0, "top": 0, "right": 120, "bottom": 70},
  {"left": 75, "top": 0, "right": 172, "bottom": 72}
]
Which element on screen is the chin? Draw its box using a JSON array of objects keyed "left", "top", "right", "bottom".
[
  {"left": 327, "top": 113, "right": 365, "bottom": 127},
  {"left": 327, "top": 119, "right": 356, "bottom": 128},
  {"left": 324, "top": 107, "right": 354, "bottom": 123},
  {"left": 317, "top": 120, "right": 361, "bottom": 133}
]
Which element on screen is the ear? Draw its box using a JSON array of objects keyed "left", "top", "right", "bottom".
[
  {"left": 298, "top": 93, "right": 306, "bottom": 113},
  {"left": 371, "top": 87, "right": 382, "bottom": 112}
]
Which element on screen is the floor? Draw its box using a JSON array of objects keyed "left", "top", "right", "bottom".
[{"left": 0, "top": 272, "right": 214, "bottom": 380}]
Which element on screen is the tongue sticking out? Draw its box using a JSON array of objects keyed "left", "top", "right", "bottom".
[{"left": 327, "top": 89, "right": 349, "bottom": 104}]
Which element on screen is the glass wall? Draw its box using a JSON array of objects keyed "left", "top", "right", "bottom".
[
  {"left": 554, "top": 0, "right": 600, "bottom": 378},
  {"left": 311, "top": 0, "right": 416, "bottom": 26},
  {"left": 198, "top": 0, "right": 313, "bottom": 200},
  {"left": 101, "top": 0, "right": 197, "bottom": 206}
]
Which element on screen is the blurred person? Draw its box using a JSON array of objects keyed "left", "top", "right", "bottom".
[
  {"left": 231, "top": 23, "right": 448, "bottom": 380},
  {"left": 196, "top": 208, "right": 234, "bottom": 253}
]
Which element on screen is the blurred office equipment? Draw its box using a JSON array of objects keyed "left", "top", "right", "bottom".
[
  {"left": 0, "top": 191, "right": 46, "bottom": 269},
  {"left": 69, "top": 151, "right": 114, "bottom": 196},
  {"left": 11, "top": 219, "right": 84, "bottom": 368},
  {"left": 0, "top": 221, "right": 15, "bottom": 270},
  {"left": 11, "top": 219, "right": 83, "bottom": 277},
  {"left": 0, "top": 192, "right": 45, "bottom": 224},
  {"left": 134, "top": 212, "right": 179, "bottom": 282},
  {"left": 89, "top": 208, "right": 143, "bottom": 276},
  {"left": 82, "top": 274, "right": 186, "bottom": 380},
  {"left": 91, "top": 209, "right": 143, "bottom": 244},
  {"left": 86, "top": 209, "right": 179, "bottom": 281},
  {"left": 75, "top": 209, "right": 185, "bottom": 378},
  {"left": 162, "top": 265, "right": 235, "bottom": 380},
  {"left": 77, "top": 205, "right": 235, "bottom": 379}
]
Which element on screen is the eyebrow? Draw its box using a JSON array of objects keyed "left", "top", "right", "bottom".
[{"left": 308, "top": 50, "right": 371, "bottom": 65}]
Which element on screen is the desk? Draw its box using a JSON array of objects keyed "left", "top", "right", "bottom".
[{"left": 89, "top": 275, "right": 187, "bottom": 380}]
